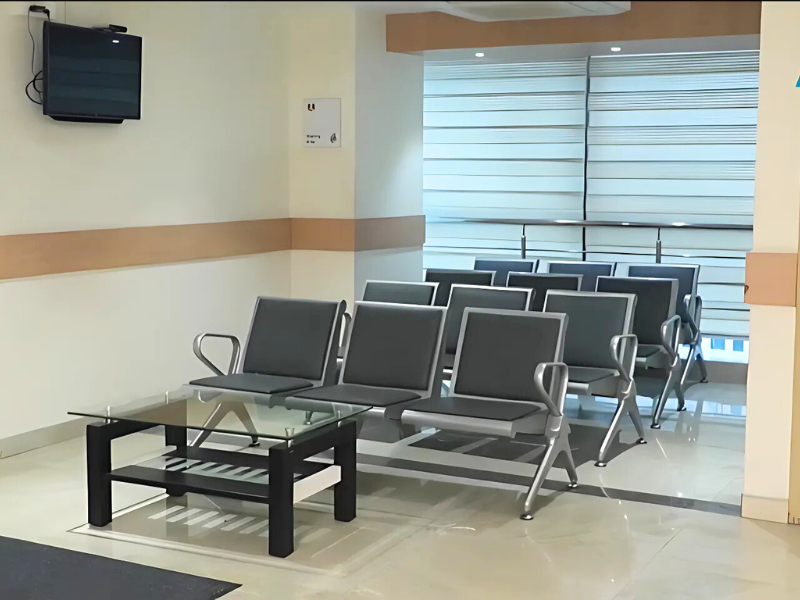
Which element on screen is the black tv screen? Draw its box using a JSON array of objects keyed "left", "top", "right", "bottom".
[{"left": 42, "top": 22, "right": 142, "bottom": 122}]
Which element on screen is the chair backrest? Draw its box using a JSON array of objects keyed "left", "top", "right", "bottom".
[
  {"left": 443, "top": 285, "right": 531, "bottom": 355},
  {"left": 627, "top": 264, "right": 699, "bottom": 323},
  {"left": 507, "top": 273, "right": 582, "bottom": 311},
  {"left": 596, "top": 276, "right": 678, "bottom": 345},
  {"left": 451, "top": 308, "right": 567, "bottom": 403},
  {"left": 546, "top": 261, "right": 615, "bottom": 292},
  {"left": 473, "top": 258, "right": 538, "bottom": 287},
  {"left": 424, "top": 269, "right": 495, "bottom": 306},
  {"left": 543, "top": 291, "right": 636, "bottom": 370},
  {"left": 340, "top": 302, "right": 446, "bottom": 396},
  {"left": 362, "top": 280, "right": 437, "bottom": 306},
  {"left": 242, "top": 297, "right": 345, "bottom": 385}
]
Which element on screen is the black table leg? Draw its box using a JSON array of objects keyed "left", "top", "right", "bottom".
[
  {"left": 87, "top": 423, "right": 112, "bottom": 527},
  {"left": 164, "top": 426, "right": 188, "bottom": 497},
  {"left": 86, "top": 420, "right": 156, "bottom": 528},
  {"left": 165, "top": 425, "right": 187, "bottom": 448},
  {"left": 334, "top": 420, "right": 357, "bottom": 522},
  {"left": 268, "top": 443, "right": 294, "bottom": 558}
]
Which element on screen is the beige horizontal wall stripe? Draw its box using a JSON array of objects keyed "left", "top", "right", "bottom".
[
  {"left": 0, "top": 219, "right": 292, "bottom": 281},
  {"left": 290, "top": 216, "right": 425, "bottom": 252},
  {"left": 355, "top": 215, "right": 426, "bottom": 251},
  {"left": 291, "top": 218, "right": 356, "bottom": 252},
  {"left": 386, "top": 1, "right": 762, "bottom": 53},
  {"left": 0, "top": 216, "right": 425, "bottom": 281},
  {"left": 745, "top": 252, "right": 797, "bottom": 307}
]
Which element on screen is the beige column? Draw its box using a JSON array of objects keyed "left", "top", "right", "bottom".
[
  {"left": 283, "top": 3, "right": 424, "bottom": 309},
  {"left": 743, "top": 1, "right": 800, "bottom": 523}
]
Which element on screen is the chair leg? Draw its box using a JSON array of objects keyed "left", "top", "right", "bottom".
[
  {"left": 190, "top": 404, "right": 226, "bottom": 448},
  {"left": 521, "top": 437, "right": 558, "bottom": 520},
  {"left": 563, "top": 440, "right": 578, "bottom": 488},
  {"left": 680, "top": 343, "right": 697, "bottom": 391},
  {"left": 628, "top": 393, "right": 647, "bottom": 443},
  {"left": 191, "top": 402, "right": 259, "bottom": 448},
  {"left": 230, "top": 402, "right": 260, "bottom": 447},
  {"left": 652, "top": 362, "right": 683, "bottom": 429},
  {"left": 695, "top": 345, "right": 709, "bottom": 383},
  {"left": 597, "top": 400, "right": 627, "bottom": 467}
]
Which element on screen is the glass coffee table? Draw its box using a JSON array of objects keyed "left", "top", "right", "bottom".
[{"left": 69, "top": 385, "right": 370, "bottom": 557}]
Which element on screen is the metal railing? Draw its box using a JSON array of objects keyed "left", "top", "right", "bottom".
[
  {"left": 429, "top": 217, "right": 753, "bottom": 264},
  {"left": 426, "top": 217, "right": 752, "bottom": 339}
]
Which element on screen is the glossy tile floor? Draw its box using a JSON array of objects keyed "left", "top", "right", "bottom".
[{"left": 0, "top": 382, "right": 786, "bottom": 600}]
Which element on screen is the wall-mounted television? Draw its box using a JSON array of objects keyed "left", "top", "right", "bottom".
[{"left": 42, "top": 22, "right": 142, "bottom": 124}]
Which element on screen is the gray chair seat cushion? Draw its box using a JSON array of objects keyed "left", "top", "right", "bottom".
[
  {"left": 567, "top": 366, "right": 619, "bottom": 398},
  {"left": 191, "top": 373, "right": 313, "bottom": 395},
  {"left": 637, "top": 345, "right": 662, "bottom": 358},
  {"left": 442, "top": 353, "right": 455, "bottom": 369},
  {"left": 568, "top": 366, "right": 617, "bottom": 384},
  {"left": 296, "top": 384, "right": 420, "bottom": 407},
  {"left": 405, "top": 396, "right": 542, "bottom": 421}
]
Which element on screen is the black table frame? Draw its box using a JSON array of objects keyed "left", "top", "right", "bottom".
[{"left": 85, "top": 418, "right": 357, "bottom": 557}]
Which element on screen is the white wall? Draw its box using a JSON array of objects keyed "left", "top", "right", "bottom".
[
  {"left": 285, "top": 1, "right": 356, "bottom": 219},
  {"left": 352, "top": 5, "right": 424, "bottom": 297},
  {"left": 286, "top": 3, "right": 425, "bottom": 303},
  {"left": 354, "top": 6, "right": 423, "bottom": 220},
  {"left": 0, "top": 255, "right": 290, "bottom": 442},
  {"left": 0, "top": 1, "right": 290, "bottom": 443}
]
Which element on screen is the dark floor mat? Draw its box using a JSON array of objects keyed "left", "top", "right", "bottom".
[{"left": 0, "top": 536, "right": 240, "bottom": 600}]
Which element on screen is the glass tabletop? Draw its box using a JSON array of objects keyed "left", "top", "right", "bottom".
[{"left": 68, "top": 385, "right": 371, "bottom": 441}]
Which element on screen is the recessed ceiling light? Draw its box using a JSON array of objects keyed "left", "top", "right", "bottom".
[
  {"left": 112, "top": 40, "right": 120, "bottom": 44},
  {"left": 475, "top": 52, "right": 484, "bottom": 57},
  {"left": 610, "top": 47, "right": 621, "bottom": 52}
]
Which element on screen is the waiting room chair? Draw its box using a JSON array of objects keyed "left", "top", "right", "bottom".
[
  {"left": 424, "top": 269, "right": 495, "bottom": 306},
  {"left": 338, "top": 280, "right": 439, "bottom": 362},
  {"left": 596, "top": 277, "right": 683, "bottom": 429},
  {"left": 189, "top": 297, "right": 345, "bottom": 446},
  {"left": 543, "top": 290, "right": 646, "bottom": 466},
  {"left": 546, "top": 261, "right": 615, "bottom": 292},
  {"left": 473, "top": 258, "right": 538, "bottom": 287},
  {"left": 627, "top": 264, "right": 707, "bottom": 387},
  {"left": 399, "top": 308, "right": 576, "bottom": 520},
  {"left": 292, "top": 302, "right": 447, "bottom": 415},
  {"left": 507, "top": 273, "right": 582, "bottom": 311},
  {"left": 362, "top": 280, "right": 438, "bottom": 306},
  {"left": 440, "top": 284, "right": 531, "bottom": 373}
]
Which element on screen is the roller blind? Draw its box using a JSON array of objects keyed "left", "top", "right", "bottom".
[
  {"left": 423, "top": 59, "right": 588, "bottom": 269},
  {"left": 422, "top": 51, "right": 755, "bottom": 339},
  {"left": 586, "top": 51, "right": 756, "bottom": 337}
]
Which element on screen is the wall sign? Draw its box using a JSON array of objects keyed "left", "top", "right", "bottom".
[{"left": 303, "top": 98, "right": 341, "bottom": 147}]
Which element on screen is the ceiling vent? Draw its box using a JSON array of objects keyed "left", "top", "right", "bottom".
[{"left": 442, "top": 1, "right": 631, "bottom": 22}]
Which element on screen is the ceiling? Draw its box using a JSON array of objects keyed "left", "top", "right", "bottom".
[
  {"left": 359, "top": 1, "right": 630, "bottom": 20},
  {"left": 423, "top": 35, "right": 760, "bottom": 62}
]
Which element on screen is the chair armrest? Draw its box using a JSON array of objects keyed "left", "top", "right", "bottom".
[
  {"left": 684, "top": 294, "right": 702, "bottom": 338},
  {"left": 340, "top": 312, "right": 353, "bottom": 349},
  {"left": 193, "top": 333, "right": 241, "bottom": 376},
  {"left": 659, "top": 315, "right": 682, "bottom": 359},
  {"left": 534, "top": 362, "right": 568, "bottom": 417},
  {"left": 610, "top": 334, "right": 638, "bottom": 383}
]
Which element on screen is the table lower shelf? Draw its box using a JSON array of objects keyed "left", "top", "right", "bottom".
[{"left": 110, "top": 447, "right": 341, "bottom": 505}]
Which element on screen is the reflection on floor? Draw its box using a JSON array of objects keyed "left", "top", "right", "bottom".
[{"left": 0, "top": 381, "right": 766, "bottom": 599}]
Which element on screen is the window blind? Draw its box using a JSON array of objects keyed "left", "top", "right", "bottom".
[
  {"left": 422, "top": 51, "right": 755, "bottom": 338},
  {"left": 423, "top": 59, "right": 588, "bottom": 269},
  {"left": 586, "top": 51, "right": 756, "bottom": 337}
]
